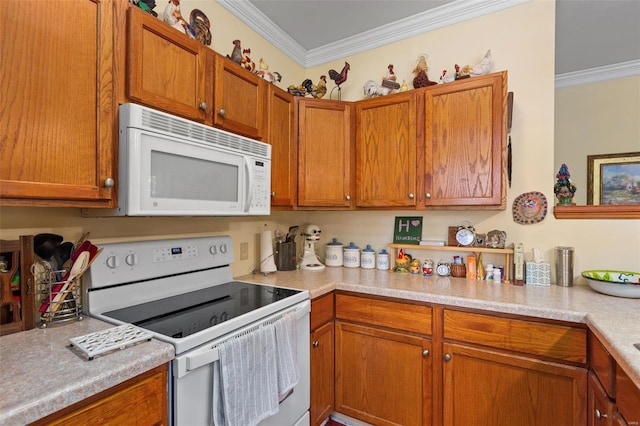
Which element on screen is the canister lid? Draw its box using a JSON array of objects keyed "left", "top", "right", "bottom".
[
  {"left": 362, "top": 244, "right": 375, "bottom": 253},
  {"left": 378, "top": 249, "right": 388, "bottom": 255},
  {"left": 327, "top": 237, "right": 343, "bottom": 246},
  {"left": 344, "top": 242, "right": 359, "bottom": 250}
]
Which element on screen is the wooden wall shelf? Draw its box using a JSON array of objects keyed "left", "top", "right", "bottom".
[
  {"left": 387, "top": 243, "right": 514, "bottom": 283},
  {"left": 553, "top": 205, "right": 640, "bottom": 219}
]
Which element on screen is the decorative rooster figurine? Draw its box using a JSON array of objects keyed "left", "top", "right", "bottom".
[
  {"left": 189, "top": 9, "right": 211, "bottom": 46},
  {"left": 227, "top": 39, "right": 242, "bottom": 65},
  {"left": 328, "top": 62, "right": 350, "bottom": 99}
]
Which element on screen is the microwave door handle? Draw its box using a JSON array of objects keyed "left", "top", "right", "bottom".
[{"left": 244, "top": 157, "right": 254, "bottom": 213}]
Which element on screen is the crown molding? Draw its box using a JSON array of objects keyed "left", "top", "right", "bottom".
[
  {"left": 555, "top": 60, "right": 640, "bottom": 88},
  {"left": 218, "top": 0, "right": 529, "bottom": 68}
]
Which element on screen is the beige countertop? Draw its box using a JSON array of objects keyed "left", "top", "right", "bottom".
[
  {"left": 238, "top": 267, "right": 640, "bottom": 389},
  {"left": 0, "top": 317, "right": 174, "bottom": 426}
]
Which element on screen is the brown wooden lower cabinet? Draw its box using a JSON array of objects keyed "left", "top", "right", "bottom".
[
  {"left": 589, "top": 371, "right": 615, "bottom": 426},
  {"left": 30, "top": 364, "right": 168, "bottom": 426},
  {"left": 442, "top": 342, "right": 587, "bottom": 426},
  {"left": 310, "top": 292, "right": 335, "bottom": 426},
  {"left": 616, "top": 364, "right": 640, "bottom": 426},
  {"left": 335, "top": 321, "right": 432, "bottom": 426}
]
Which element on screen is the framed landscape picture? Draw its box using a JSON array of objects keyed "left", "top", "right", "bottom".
[{"left": 587, "top": 152, "right": 640, "bottom": 205}]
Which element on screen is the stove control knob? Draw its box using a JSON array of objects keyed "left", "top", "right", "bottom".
[
  {"left": 125, "top": 253, "right": 137, "bottom": 266},
  {"left": 209, "top": 245, "right": 218, "bottom": 255},
  {"left": 106, "top": 255, "right": 119, "bottom": 269},
  {"left": 220, "top": 244, "right": 228, "bottom": 254}
]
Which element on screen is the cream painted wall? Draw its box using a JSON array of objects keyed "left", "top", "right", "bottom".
[
  {"left": 1, "top": 0, "right": 638, "bottom": 283},
  {"left": 555, "top": 75, "right": 640, "bottom": 205}
]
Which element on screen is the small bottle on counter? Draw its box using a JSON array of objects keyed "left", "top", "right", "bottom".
[
  {"left": 486, "top": 263, "right": 494, "bottom": 281},
  {"left": 466, "top": 256, "right": 476, "bottom": 279},
  {"left": 494, "top": 267, "right": 502, "bottom": 283}
]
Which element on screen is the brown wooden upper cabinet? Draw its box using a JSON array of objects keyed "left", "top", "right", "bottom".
[
  {"left": 423, "top": 71, "right": 507, "bottom": 209},
  {"left": 265, "top": 85, "right": 296, "bottom": 208},
  {"left": 0, "top": 0, "right": 116, "bottom": 207},
  {"left": 355, "top": 92, "right": 419, "bottom": 208},
  {"left": 297, "top": 98, "right": 354, "bottom": 209},
  {"left": 212, "top": 54, "right": 266, "bottom": 139},
  {"left": 126, "top": 6, "right": 208, "bottom": 122}
]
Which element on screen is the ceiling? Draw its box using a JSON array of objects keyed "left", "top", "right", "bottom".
[{"left": 219, "top": 0, "right": 640, "bottom": 79}]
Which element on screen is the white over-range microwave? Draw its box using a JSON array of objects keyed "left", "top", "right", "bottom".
[{"left": 83, "top": 103, "right": 271, "bottom": 217}]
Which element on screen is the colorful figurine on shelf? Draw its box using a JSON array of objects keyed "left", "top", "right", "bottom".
[
  {"left": 395, "top": 248, "right": 411, "bottom": 273},
  {"left": 410, "top": 258, "right": 422, "bottom": 275},
  {"left": 554, "top": 163, "right": 577, "bottom": 205},
  {"left": 412, "top": 54, "right": 437, "bottom": 89}
]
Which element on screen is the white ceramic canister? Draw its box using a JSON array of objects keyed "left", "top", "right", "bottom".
[
  {"left": 377, "top": 249, "right": 390, "bottom": 270},
  {"left": 361, "top": 245, "right": 375, "bottom": 269},
  {"left": 343, "top": 242, "right": 360, "bottom": 268},
  {"left": 325, "top": 238, "right": 343, "bottom": 267}
]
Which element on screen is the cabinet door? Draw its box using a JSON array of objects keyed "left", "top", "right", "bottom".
[
  {"left": 335, "top": 321, "right": 432, "bottom": 426},
  {"left": 127, "top": 6, "right": 207, "bottom": 122},
  {"left": 616, "top": 364, "right": 640, "bottom": 426},
  {"left": 213, "top": 54, "right": 265, "bottom": 139},
  {"left": 266, "top": 85, "right": 296, "bottom": 207},
  {"left": 424, "top": 72, "right": 507, "bottom": 208},
  {"left": 588, "top": 372, "right": 614, "bottom": 426},
  {"left": 32, "top": 364, "right": 168, "bottom": 426},
  {"left": 443, "top": 343, "right": 587, "bottom": 426},
  {"left": 297, "top": 98, "right": 354, "bottom": 208},
  {"left": 356, "top": 92, "right": 418, "bottom": 207},
  {"left": 311, "top": 321, "right": 334, "bottom": 426},
  {"left": 0, "top": 0, "right": 115, "bottom": 206}
]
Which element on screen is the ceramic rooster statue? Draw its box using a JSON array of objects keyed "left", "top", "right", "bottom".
[
  {"left": 469, "top": 49, "right": 493, "bottom": 76},
  {"left": 242, "top": 48, "right": 255, "bottom": 72},
  {"left": 328, "top": 62, "right": 350, "bottom": 99},
  {"left": 412, "top": 55, "right": 437, "bottom": 89},
  {"left": 301, "top": 76, "right": 327, "bottom": 99},
  {"left": 163, "top": 0, "right": 196, "bottom": 38},
  {"left": 189, "top": 9, "right": 211, "bottom": 45},
  {"left": 227, "top": 40, "right": 242, "bottom": 65}
]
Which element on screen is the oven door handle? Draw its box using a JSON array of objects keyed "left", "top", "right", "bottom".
[{"left": 186, "top": 347, "right": 219, "bottom": 372}]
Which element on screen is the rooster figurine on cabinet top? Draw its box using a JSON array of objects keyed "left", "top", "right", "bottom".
[
  {"left": 310, "top": 76, "right": 327, "bottom": 98},
  {"left": 328, "top": 62, "right": 350, "bottom": 99},
  {"left": 227, "top": 39, "right": 242, "bottom": 65},
  {"left": 163, "top": 0, "right": 196, "bottom": 38},
  {"left": 255, "top": 58, "right": 282, "bottom": 84},
  {"left": 412, "top": 54, "right": 437, "bottom": 89},
  {"left": 189, "top": 9, "right": 211, "bottom": 45}
]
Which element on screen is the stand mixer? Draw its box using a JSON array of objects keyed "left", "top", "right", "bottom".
[{"left": 299, "top": 224, "right": 325, "bottom": 270}]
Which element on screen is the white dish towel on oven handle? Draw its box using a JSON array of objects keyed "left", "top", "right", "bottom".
[
  {"left": 274, "top": 311, "right": 299, "bottom": 398},
  {"left": 213, "top": 323, "right": 279, "bottom": 426}
]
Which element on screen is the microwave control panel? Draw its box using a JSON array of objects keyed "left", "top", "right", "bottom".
[{"left": 249, "top": 159, "right": 271, "bottom": 215}]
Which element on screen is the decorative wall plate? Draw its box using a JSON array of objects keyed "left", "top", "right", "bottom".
[{"left": 512, "top": 191, "right": 548, "bottom": 224}]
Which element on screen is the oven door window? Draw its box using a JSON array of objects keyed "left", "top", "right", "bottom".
[{"left": 126, "top": 130, "right": 246, "bottom": 215}]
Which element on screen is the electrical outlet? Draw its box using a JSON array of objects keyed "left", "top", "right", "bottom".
[{"left": 240, "top": 242, "right": 249, "bottom": 260}]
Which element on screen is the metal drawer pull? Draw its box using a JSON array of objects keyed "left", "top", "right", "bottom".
[
  {"left": 422, "top": 349, "right": 429, "bottom": 357},
  {"left": 444, "top": 353, "right": 451, "bottom": 362},
  {"left": 594, "top": 409, "right": 607, "bottom": 419},
  {"left": 313, "top": 341, "right": 319, "bottom": 348}
]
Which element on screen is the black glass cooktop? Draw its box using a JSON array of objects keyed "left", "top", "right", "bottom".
[{"left": 103, "top": 281, "right": 300, "bottom": 339}]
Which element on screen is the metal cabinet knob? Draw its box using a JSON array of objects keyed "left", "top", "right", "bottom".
[
  {"left": 218, "top": 108, "right": 226, "bottom": 117},
  {"left": 199, "top": 102, "right": 208, "bottom": 111},
  {"left": 104, "top": 178, "right": 115, "bottom": 188},
  {"left": 425, "top": 193, "right": 431, "bottom": 199},
  {"left": 271, "top": 192, "right": 276, "bottom": 197},
  {"left": 408, "top": 193, "right": 415, "bottom": 199},
  {"left": 594, "top": 409, "right": 607, "bottom": 419},
  {"left": 422, "top": 349, "right": 429, "bottom": 357},
  {"left": 345, "top": 195, "right": 351, "bottom": 201},
  {"left": 444, "top": 353, "right": 452, "bottom": 362},
  {"left": 312, "top": 341, "right": 319, "bottom": 348}
]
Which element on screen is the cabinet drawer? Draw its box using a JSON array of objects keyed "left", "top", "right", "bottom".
[
  {"left": 616, "top": 364, "right": 640, "bottom": 425},
  {"left": 589, "top": 331, "right": 616, "bottom": 398},
  {"left": 336, "top": 293, "right": 431, "bottom": 335},
  {"left": 444, "top": 309, "right": 587, "bottom": 364},
  {"left": 311, "top": 292, "right": 334, "bottom": 331}
]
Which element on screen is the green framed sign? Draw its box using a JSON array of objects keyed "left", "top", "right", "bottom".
[{"left": 393, "top": 216, "right": 423, "bottom": 244}]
